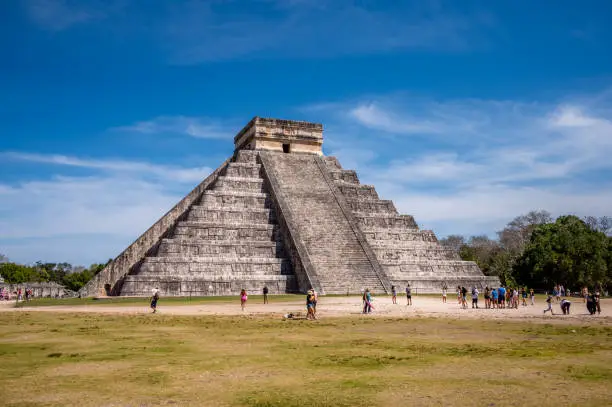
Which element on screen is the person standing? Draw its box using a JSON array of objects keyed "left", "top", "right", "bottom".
[
  {"left": 456, "top": 286, "right": 462, "bottom": 305},
  {"left": 471, "top": 287, "right": 479, "bottom": 309},
  {"left": 262, "top": 286, "right": 269, "bottom": 304},
  {"left": 484, "top": 286, "right": 490, "bottom": 309},
  {"left": 498, "top": 286, "right": 506, "bottom": 309},
  {"left": 521, "top": 287, "right": 527, "bottom": 307},
  {"left": 405, "top": 284, "right": 412, "bottom": 306},
  {"left": 442, "top": 286, "right": 447, "bottom": 303},
  {"left": 240, "top": 289, "right": 248, "bottom": 311},
  {"left": 391, "top": 285, "right": 397, "bottom": 304},
  {"left": 306, "top": 290, "right": 316, "bottom": 320},
  {"left": 491, "top": 287, "right": 498, "bottom": 309},
  {"left": 150, "top": 288, "right": 160, "bottom": 314},
  {"left": 460, "top": 286, "right": 468, "bottom": 309},
  {"left": 530, "top": 288, "right": 535, "bottom": 306},
  {"left": 594, "top": 290, "right": 602, "bottom": 315}
]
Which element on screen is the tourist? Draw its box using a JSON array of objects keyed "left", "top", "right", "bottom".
[
  {"left": 150, "top": 288, "right": 159, "bottom": 314},
  {"left": 582, "top": 287, "right": 588, "bottom": 302},
  {"left": 499, "top": 287, "right": 505, "bottom": 308},
  {"left": 306, "top": 290, "right": 316, "bottom": 320},
  {"left": 460, "top": 286, "right": 468, "bottom": 309},
  {"left": 263, "top": 286, "right": 269, "bottom": 304},
  {"left": 442, "top": 286, "right": 447, "bottom": 303},
  {"left": 543, "top": 294, "right": 554, "bottom": 315},
  {"left": 405, "top": 284, "right": 412, "bottom": 306},
  {"left": 512, "top": 288, "right": 519, "bottom": 309},
  {"left": 560, "top": 284, "right": 565, "bottom": 297},
  {"left": 17, "top": 288, "right": 22, "bottom": 302},
  {"left": 586, "top": 292, "right": 597, "bottom": 315},
  {"left": 471, "top": 287, "right": 479, "bottom": 309},
  {"left": 483, "top": 286, "right": 490, "bottom": 309},
  {"left": 456, "top": 286, "right": 462, "bottom": 305},
  {"left": 391, "top": 285, "right": 397, "bottom": 304},
  {"left": 530, "top": 288, "right": 535, "bottom": 306},
  {"left": 560, "top": 298, "right": 571, "bottom": 315},
  {"left": 312, "top": 287, "right": 318, "bottom": 313},
  {"left": 363, "top": 289, "right": 373, "bottom": 314},
  {"left": 521, "top": 287, "right": 527, "bottom": 307},
  {"left": 554, "top": 285, "right": 561, "bottom": 302},
  {"left": 240, "top": 289, "right": 248, "bottom": 311},
  {"left": 594, "top": 290, "right": 601, "bottom": 315},
  {"left": 491, "top": 286, "right": 498, "bottom": 309}
]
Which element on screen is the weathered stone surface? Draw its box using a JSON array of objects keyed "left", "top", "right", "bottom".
[{"left": 80, "top": 117, "right": 499, "bottom": 297}]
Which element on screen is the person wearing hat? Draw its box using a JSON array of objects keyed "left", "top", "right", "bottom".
[{"left": 306, "top": 290, "right": 316, "bottom": 320}]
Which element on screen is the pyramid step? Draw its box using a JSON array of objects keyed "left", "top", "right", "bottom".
[
  {"left": 199, "top": 192, "right": 271, "bottom": 209},
  {"left": 139, "top": 256, "right": 292, "bottom": 274},
  {"left": 187, "top": 207, "right": 275, "bottom": 223},
  {"left": 174, "top": 221, "right": 277, "bottom": 241},
  {"left": 157, "top": 239, "right": 281, "bottom": 257},
  {"left": 234, "top": 150, "right": 259, "bottom": 164},
  {"left": 214, "top": 176, "right": 265, "bottom": 192},
  {"left": 327, "top": 169, "right": 360, "bottom": 184},
  {"left": 355, "top": 214, "right": 418, "bottom": 229},
  {"left": 336, "top": 184, "right": 379, "bottom": 199},
  {"left": 224, "top": 163, "right": 263, "bottom": 178},
  {"left": 345, "top": 199, "right": 397, "bottom": 215},
  {"left": 372, "top": 247, "right": 458, "bottom": 262},
  {"left": 362, "top": 229, "right": 435, "bottom": 242}
]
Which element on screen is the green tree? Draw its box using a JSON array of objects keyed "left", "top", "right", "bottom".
[{"left": 514, "top": 215, "right": 610, "bottom": 289}]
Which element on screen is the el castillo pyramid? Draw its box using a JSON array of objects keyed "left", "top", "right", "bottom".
[{"left": 80, "top": 117, "right": 499, "bottom": 297}]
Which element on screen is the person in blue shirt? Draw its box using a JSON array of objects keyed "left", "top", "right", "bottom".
[
  {"left": 498, "top": 287, "right": 506, "bottom": 309},
  {"left": 491, "top": 287, "right": 498, "bottom": 309}
]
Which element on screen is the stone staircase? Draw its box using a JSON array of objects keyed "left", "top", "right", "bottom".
[
  {"left": 261, "top": 152, "right": 389, "bottom": 294},
  {"left": 322, "top": 157, "right": 500, "bottom": 293},
  {"left": 120, "top": 150, "right": 296, "bottom": 296}
]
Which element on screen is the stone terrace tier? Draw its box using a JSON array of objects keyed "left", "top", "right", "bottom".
[
  {"left": 322, "top": 157, "right": 500, "bottom": 293},
  {"left": 120, "top": 150, "right": 297, "bottom": 296}
]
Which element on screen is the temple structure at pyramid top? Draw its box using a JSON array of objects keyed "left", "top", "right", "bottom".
[
  {"left": 80, "top": 117, "right": 499, "bottom": 297},
  {"left": 234, "top": 117, "right": 324, "bottom": 154}
]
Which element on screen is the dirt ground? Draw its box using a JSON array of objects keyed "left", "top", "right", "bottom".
[{"left": 1, "top": 295, "right": 610, "bottom": 324}]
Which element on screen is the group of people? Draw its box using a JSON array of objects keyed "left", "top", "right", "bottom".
[{"left": 0, "top": 287, "right": 33, "bottom": 302}]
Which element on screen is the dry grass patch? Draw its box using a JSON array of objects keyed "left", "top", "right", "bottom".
[{"left": 0, "top": 312, "right": 610, "bottom": 406}]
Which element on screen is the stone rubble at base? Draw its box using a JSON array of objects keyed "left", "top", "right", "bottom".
[{"left": 80, "top": 117, "right": 500, "bottom": 297}]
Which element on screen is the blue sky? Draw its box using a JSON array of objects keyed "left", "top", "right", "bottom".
[{"left": 1, "top": 0, "right": 611, "bottom": 266}]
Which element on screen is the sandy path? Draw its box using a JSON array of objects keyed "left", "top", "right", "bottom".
[{"left": 1, "top": 296, "right": 610, "bottom": 324}]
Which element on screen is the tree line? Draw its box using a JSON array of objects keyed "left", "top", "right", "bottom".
[
  {"left": 440, "top": 211, "right": 612, "bottom": 291},
  {"left": 0, "top": 259, "right": 110, "bottom": 292}
]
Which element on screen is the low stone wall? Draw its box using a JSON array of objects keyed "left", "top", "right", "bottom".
[
  {"left": 79, "top": 158, "right": 231, "bottom": 297},
  {"left": 0, "top": 282, "right": 73, "bottom": 298}
]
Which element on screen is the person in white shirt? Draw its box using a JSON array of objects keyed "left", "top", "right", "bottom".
[{"left": 471, "top": 287, "right": 479, "bottom": 309}]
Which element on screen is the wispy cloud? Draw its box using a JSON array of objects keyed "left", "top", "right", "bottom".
[
  {"left": 1, "top": 152, "right": 213, "bottom": 183},
  {"left": 308, "top": 91, "right": 612, "bottom": 236},
  {"left": 113, "top": 116, "right": 234, "bottom": 139},
  {"left": 24, "top": 0, "right": 124, "bottom": 31}
]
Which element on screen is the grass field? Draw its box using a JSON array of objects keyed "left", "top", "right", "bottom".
[{"left": 1, "top": 312, "right": 611, "bottom": 406}]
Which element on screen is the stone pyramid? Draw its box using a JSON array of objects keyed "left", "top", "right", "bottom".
[{"left": 80, "top": 117, "right": 499, "bottom": 297}]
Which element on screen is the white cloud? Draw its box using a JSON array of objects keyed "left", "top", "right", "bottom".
[
  {"left": 114, "top": 116, "right": 234, "bottom": 140},
  {"left": 312, "top": 91, "right": 612, "bottom": 236},
  {"left": 2, "top": 152, "right": 213, "bottom": 183},
  {"left": 24, "top": 0, "right": 123, "bottom": 31},
  {"left": 0, "top": 152, "right": 223, "bottom": 264}
]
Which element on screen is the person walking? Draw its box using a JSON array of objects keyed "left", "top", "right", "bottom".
[
  {"left": 442, "top": 286, "right": 447, "bottom": 303},
  {"left": 391, "top": 285, "right": 397, "bottom": 304},
  {"left": 460, "top": 286, "right": 468, "bottom": 309},
  {"left": 262, "top": 286, "right": 269, "bottom": 304},
  {"left": 150, "top": 288, "right": 160, "bottom": 314},
  {"left": 521, "top": 287, "right": 528, "bottom": 307},
  {"left": 456, "top": 286, "right": 462, "bottom": 305},
  {"left": 240, "top": 289, "right": 248, "bottom": 311},
  {"left": 543, "top": 294, "right": 554, "bottom": 315},
  {"left": 530, "top": 288, "right": 535, "bottom": 306},
  {"left": 594, "top": 290, "right": 602, "bottom": 315},
  {"left": 405, "top": 284, "right": 412, "bottom": 306}
]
